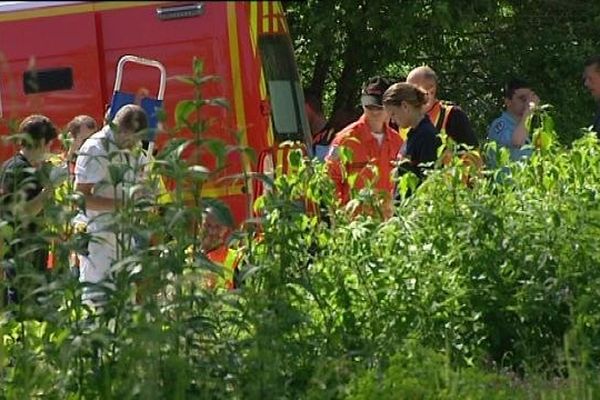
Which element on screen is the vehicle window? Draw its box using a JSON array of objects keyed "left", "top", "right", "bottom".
[
  {"left": 24, "top": 67, "right": 73, "bottom": 94},
  {"left": 258, "top": 35, "right": 310, "bottom": 144}
]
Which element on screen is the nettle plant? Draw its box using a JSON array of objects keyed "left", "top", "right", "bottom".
[
  {"left": 240, "top": 105, "right": 600, "bottom": 393},
  {"left": 2, "top": 66, "right": 600, "bottom": 399}
]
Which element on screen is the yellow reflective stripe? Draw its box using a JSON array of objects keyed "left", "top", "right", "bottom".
[
  {"left": 398, "top": 128, "right": 408, "bottom": 141},
  {"left": 91, "top": 2, "right": 165, "bottom": 12},
  {"left": 276, "top": 148, "right": 284, "bottom": 176},
  {"left": 262, "top": 77, "right": 275, "bottom": 148},
  {"left": 273, "top": 2, "right": 287, "bottom": 33},
  {"left": 201, "top": 184, "right": 245, "bottom": 198},
  {"left": 153, "top": 172, "right": 245, "bottom": 204},
  {"left": 271, "top": 4, "right": 279, "bottom": 32},
  {"left": 262, "top": 1, "right": 270, "bottom": 33},
  {"left": 224, "top": 248, "right": 239, "bottom": 271},
  {"left": 251, "top": 1, "right": 274, "bottom": 148},
  {"left": 432, "top": 107, "right": 442, "bottom": 127},
  {"left": 441, "top": 104, "right": 454, "bottom": 132},
  {"left": 156, "top": 176, "right": 173, "bottom": 204},
  {"left": 227, "top": 2, "right": 252, "bottom": 205},
  {"left": 250, "top": 2, "right": 258, "bottom": 51}
]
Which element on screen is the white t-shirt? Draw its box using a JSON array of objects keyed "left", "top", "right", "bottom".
[
  {"left": 371, "top": 131, "right": 385, "bottom": 146},
  {"left": 74, "top": 126, "right": 144, "bottom": 231}
]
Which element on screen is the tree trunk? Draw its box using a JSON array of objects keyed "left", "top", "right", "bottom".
[
  {"left": 308, "top": 51, "right": 330, "bottom": 101},
  {"left": 332, "top": 39, "right": 360, "bottom": 114}
]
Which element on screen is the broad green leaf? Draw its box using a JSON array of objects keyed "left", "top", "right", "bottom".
[{"left": 175, "top": 100, "right": 197, "bottom": 127}]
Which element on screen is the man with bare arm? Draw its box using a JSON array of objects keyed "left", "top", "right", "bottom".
[{"left": 74, "top": 104, "right": 148, "bottom": 306}]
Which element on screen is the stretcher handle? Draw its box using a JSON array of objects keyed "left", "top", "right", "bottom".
[{"left": 113, "top": 55, "right": 166, "bottom": 100}]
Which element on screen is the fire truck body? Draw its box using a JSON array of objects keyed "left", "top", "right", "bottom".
[{"left": 0, "top": 1, "right": 310, "bottom": 224}]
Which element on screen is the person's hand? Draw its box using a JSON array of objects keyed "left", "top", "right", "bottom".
[{"left": 526, "top": 93, "right": 540, "bottom": 114}]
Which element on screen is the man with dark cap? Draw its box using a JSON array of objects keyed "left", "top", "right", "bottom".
[{"left": 325, "top": 76, "right": 403, "bottom": 219}]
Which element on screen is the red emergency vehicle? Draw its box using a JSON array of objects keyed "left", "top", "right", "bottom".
[{"left": 0, "top": 1, "right": 311, "bottom": 224}]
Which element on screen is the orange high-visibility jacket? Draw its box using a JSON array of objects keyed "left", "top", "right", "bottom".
[{"left": 326, "top": 114, "right": 403, "bottom": 207}]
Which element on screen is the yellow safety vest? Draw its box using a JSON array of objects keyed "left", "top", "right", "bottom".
[{"left": 398, "top": 101, "right": 454, "bottom": 140}]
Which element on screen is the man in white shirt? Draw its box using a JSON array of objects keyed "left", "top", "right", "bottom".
[{"left": 74, "top": 104, "right": 148, "bottom": 305}]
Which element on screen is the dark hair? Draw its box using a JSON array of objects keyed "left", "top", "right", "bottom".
[
  {"left": 584, "top": 55, "right": 600, "bottom": 72},
  {"left": 329, "top": 107, "right": 362, "bottom": 132},
  {"left": 114, "top": 104, "right": 148, "bottom": 134},
  {"left": 67, "top": 115, "right": 98, "bottom": 138},
  {"left": 18, "top": 114, "right": 58, "bottom": 148},
  {"left": 504, "top": 78, "right": 531, "bottom": 99},
  {"left": 382, "top": 82, "right": 428, "bottom": 108}
]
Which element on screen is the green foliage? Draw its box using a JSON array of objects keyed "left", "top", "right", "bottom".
[
  {"left": 286, "top": 0, "right": 600, "bottom": 142},
  {"left": 3, "top": 58, "right": 600, "bottom": 398},
  {"left": 347, "top": 342, "right": 518, "bottom": 400}
]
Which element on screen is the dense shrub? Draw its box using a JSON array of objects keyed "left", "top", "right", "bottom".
[{"left": 2, "top": 62, "right": 600, "bottom": 397}]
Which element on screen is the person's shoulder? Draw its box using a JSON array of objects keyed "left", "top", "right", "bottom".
[
  {"left": 440, "top": 100, "right": 469, "bottom": 119},
  {"left": 1, "top": 155, "right": 17, "bottom": 169},
  {"left": 488, "top": 113, "right": 510, "bottom": 135},
  {"left": 79, "top": 127, "right": 109, "bottom": 153},
  {"left": 331, "top": 121, "right": 361, "bottom": 145},
  {"left": 490, "top": 111, "right": 510, "bottom": 125},
  {"left": 446, "top": 103, "right": 467, "bottom": 117},
  {"left": 1, "top": 154, "right": 27, "bottom": 170}
]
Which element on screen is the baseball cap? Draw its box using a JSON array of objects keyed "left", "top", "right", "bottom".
[{"left": 360, "top": 76, "right": 391, "bottom": 107}]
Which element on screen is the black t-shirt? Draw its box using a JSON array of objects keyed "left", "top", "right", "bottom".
[
  {"left": 398, "top": 115, "right": 441, "bottom": 180},
  {"left": 1, "top": 153, "right": 43, "bottom": 208},
  {"left": 0, "top": 153, "right": 48, "bottom": 266},
  {"left": 445, "top": 105, "right": 479, "bottom": 147}
]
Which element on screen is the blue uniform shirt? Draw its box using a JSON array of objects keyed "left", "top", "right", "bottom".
[{"left": 487, "top": 111, "right": 533, "bottom": 161}]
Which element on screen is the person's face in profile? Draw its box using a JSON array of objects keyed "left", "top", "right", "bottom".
[
  {"left": 67, "top": 124, "right": 97, "bottom": 159},
  {"left": 26, "top": 138, "right": 52, "bottom": 166}
]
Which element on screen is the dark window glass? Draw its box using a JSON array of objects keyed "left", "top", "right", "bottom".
[
  {"left": 258, "top": 35, "right": 310, "bottom": 144},
  {"left": 23, "top": 67, "right": 73, "bottom": 94}
]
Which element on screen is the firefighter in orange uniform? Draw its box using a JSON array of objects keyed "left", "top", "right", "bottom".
[{"left": 325, "top": 76, "right": 403, "bottom": 219}]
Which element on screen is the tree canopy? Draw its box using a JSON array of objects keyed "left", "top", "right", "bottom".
[{"left": 285, "top": 0, "right": 600, "bottom": 143}]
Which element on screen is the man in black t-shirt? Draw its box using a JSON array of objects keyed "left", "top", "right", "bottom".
[{"left": 1, "top": 114, "right": 58, "bottom": 304}]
